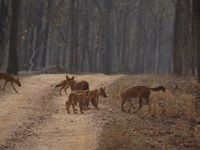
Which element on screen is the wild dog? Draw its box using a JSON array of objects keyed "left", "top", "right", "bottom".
[
  {"left": 56, "top": 75, "right": 89, "bottom": 95},
  {"left": 120, "top": 86, "right": 165, "bottom": 114},
  {"left": 87, "top": 87, "right": 108, "bottom": 109},
  {"left": 65, "top": 75, "right": 89, "bottom": 91},
  {"left": 74, "top": 87, "right": 108, "bottom": 109},
  {"left": 0, "top": 72, "right": 21, "bottom": 93},
  {"left": 55, "top": 79, "right": 69, "bottom": 95},
  {"left": 66, "top": 91, "right": 89, "bottom": 114}
]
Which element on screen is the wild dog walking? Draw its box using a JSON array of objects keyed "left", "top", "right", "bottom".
[
  {"left": 66, "top": 91, "right": 89, "bottom": 114},
  {"left": 120, "top": 86, "right": 165, "bottom": 114},
  {"left": 0, "top": 72, "right": 21, "bottom": 93},
  {"left": 55, "top": 79, "right": 69, "bottom": 95}
]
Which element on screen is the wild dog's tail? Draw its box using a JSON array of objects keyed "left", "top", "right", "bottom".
[
  {"left": 55, "top": 83, "right": 62, "bottom": 87},
  {"left": 150, "top": 86, "right": 165, "bottom": 92}
]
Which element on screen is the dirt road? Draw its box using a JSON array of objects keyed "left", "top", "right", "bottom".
[{"left": 0, "top": 74, "right": 122, "bottom": 150}]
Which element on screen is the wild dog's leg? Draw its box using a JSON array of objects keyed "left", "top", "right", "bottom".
[
  {"left": 128, "top": 98, "right": 134, "bottom": 113},
  {"left": 130, "top": 98, "right": 137, "bottom": 112},
  {"left": 66, "top": 100, "right": 71, "bottom": 114},
  {"left": 91, "top": 98, "right": 98, "bottom": 109},
  {"left": 96, "top": 97, "right": 99, "bottom": 105},
  {"left": 79, "top": 101, "right": 84, "bottom": 114},
  {"left": 64, "top": 87, "right": 68, "bottom": 95},
  {"left": 96, "top": 97, "right": 99, "bottom": 109},
  {"left": 146, "top": 96, "right": 154, "bottom": 117},
  {"left": 86, "top": 97, "right": 90, "bottom": 109},
  {"left": 121, "top": 98, "right": 126, "bottom": 112},
  {"left": 93, "top": 98, "right": 99, "bottom": 109},
  {"left": 85, "top": 98, "right": 90, "bottom": 109},
  {"left": 59, "top": 84, "right": 66, "bottom": 95},
  {"left": 72, "top": 102, "right": 77, "bottom": 113},
  {"left": 134, "top": 96, "right": 143, "bottom": 113},
  {"left": 91, "top": 98, "right": 95, "bottom": 107},
  {"left": 2, "top": 81, "right": 8, "bottom": 89},
  {"left": 66, "top": 101, "right": 70, "bottom": 114},
  {"left": 11, "top": 82, "right": 18, "bottom": 93},
  {"left": 72, "top": 100, "right": 77, "bottom": 111},
  {"left": 82, "top": 99, "right": 89, "bottom": 110}
]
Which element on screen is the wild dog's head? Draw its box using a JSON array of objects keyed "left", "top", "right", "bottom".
[
  {"left": 66, "top": 75, "right": 75, "bottom": 86},
  {"left": 100, "top": 87, "right": 107, "bottom": 98}
]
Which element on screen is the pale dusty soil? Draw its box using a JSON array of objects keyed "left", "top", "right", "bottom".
[
  {"left": 1, "top": 74, "right": 200, "bottom": 150},
  {"left": 0, "top": 74, "right": 123, "bottom": 150},
  {"left": 97, "top": 75, "right": 200, "bottom": 150}
]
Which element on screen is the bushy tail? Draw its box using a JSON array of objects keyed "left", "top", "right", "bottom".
[{"left": 150, "top": 86, "right": 165, "bottom": 92}]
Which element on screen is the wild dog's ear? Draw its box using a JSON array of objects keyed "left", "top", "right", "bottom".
[
  {"left": 66, "top": 75, "right": 69, "bottom": 80},
  {"left": 71, "top": 76, "right": 75, "bottom": 80}
]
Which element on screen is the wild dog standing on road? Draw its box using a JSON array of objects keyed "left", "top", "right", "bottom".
[
  {"left": 87, "top": 87, "right": 108, "bottom": 109},
  {"left": 120, "top": 86, "right": 165, "bottom": 114},
  {"left": 55, "top": 78, "right": 69, "bottom": 95},
  {"left": 56, "top": 75, "right": 89, "bottom": 95},
  {"left": 66, "top": 91, "right": 89, "bottom": 114},
  {"left": 0, "top": 72, "right": 21, "bottom": 93},
  {"left": 65, "top": 75, "right": 89, "bottom": 91},
  {"left": 74, "top": 87, "right": 108, "bottom": 109}
]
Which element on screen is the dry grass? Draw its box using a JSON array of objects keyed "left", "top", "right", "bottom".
[{"left": 97, "top": 75, "right": 200, "bottom": 150}]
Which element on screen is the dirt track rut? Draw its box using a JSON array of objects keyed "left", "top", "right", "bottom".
[{"left": 0, "top": 74, "right": 122, "bottom": 150}]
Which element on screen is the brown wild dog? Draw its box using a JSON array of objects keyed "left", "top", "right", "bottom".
[
  {"left": 55, "top": 79, "right": 69, "bottom": 95},
  {"left": 0, "top": 72, "right": 21, "bottom": 93},
  {"left": 74, "top": 87, "right": 108, "bottom": 109},
  {"left": 56, "top": 75, "right": 89, "bottom": 95},
  {"left": 66, "top": 91, "right": 89, "bottom": 114},
  {"left": 120, "top": 86, "right": 165, "bottom": 114},
  {"left": 65, "top": 75, "right": 89, "bottom": 91},
  {"left": 87, "top": 87, "right": 108, "bottom": 109}
]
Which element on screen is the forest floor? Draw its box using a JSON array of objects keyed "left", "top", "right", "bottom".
[{"left": 0, "top": 74, "right": 200, "bottom": 150}]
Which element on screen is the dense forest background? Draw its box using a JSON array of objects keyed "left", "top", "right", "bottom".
[{"left": 0, "top": 0, "right": 200, "bottom": 81}]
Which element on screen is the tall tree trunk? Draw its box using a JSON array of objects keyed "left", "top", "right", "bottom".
[
  {"left": 173, "top": 0, "right": 191, "bottom": 75},
  {"left": 173, "top": 0, "right": 183, "bottom": 75},
  {"left": 0, "top": 0, "right": 9, "bottom": 69},
  {"left": 7, "top": 0, "right": 21, "bottom": 74},
  {"left": 193, "top": 0, "right": 200, "bottom": 83},
  {"left": 69, "top": 0, "right": 79, "bottom": 73},
  {"left": 102, "top": 0, "right": 112, "bottom": 74},
  {"left": 121, "top": 12, "right": 129, "bottom": 72},
  {"left": 42, "top": 0, "right": 52, "bottom": 68}
]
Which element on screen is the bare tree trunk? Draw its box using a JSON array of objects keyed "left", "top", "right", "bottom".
[
  {"left": 173, "top": 0, "right": 183, "bottom": 75},
  {"left": 102, "top": 0, "right": 112, "bottom": 74},
  {"left": 69, "top": 0, "right": 79, "bottom": 73},
  {"left": 7, "top": 0, "right": 21, "bottom": 74},
  {"left": 42, "top": 0, "right": 52, "bottom": 68},
  {"left": 173, "top": 0, "right": 192, "bottom": 75},
  {"left": 0, "top": 0, "right": 9, "bottom": 70},
  {"left": 193, "top": 0, "right": 200, "bottom": 83},
  {"left": 121, "top": 11, "right": 129, "bottom": 72}
]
